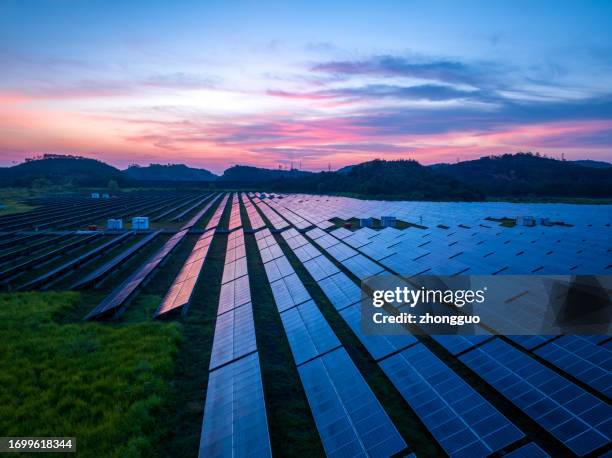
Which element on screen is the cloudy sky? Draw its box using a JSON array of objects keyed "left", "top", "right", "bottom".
[{"left": 1, "top": 0, "right": 611, "bottom": 172}]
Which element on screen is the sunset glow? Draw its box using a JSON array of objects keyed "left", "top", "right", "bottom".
[{"left": 1, "top": 0, "right": 611, "bottom": 172}]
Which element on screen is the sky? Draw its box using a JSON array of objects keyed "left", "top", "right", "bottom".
[{"left": 1, "top": 0, "right": 611, "bottom": 173}]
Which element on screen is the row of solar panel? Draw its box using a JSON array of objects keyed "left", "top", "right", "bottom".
[
  {"left": 199, "top": 219, "right": 271, "bottom": 458},
  {"left": 245, "top": 197, "right": 411, "bottom": 457},
  {"left": 227, "top": 194, "right": 242, "bottom": 231},
  {"left": 241, "top": 193, "right": 265, "bottom": 230}
]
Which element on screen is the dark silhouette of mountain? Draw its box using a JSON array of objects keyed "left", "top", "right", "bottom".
[
  {"left": 435, "top": 153, "right": 612, "bottom": 197},
  {"left": 124, "top": 163, "right": 217, "bottom": 181},
  {"left": 2, "top": 153, "right": 610, "bottom": 199},
  {"left": 573, "top": 159, "right": 612, "bottom": 169},
  {"left": 267, "top": 159, "right": 483, "bottom": 200},
  {"left": 218, "top": 165, "right": 312, "bottom": 182},
  {"left": 0, "top": 154, "right": 125, "bottom": 187}
]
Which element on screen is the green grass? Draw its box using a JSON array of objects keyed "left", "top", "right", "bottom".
[
  {"left": 0, "top": 189, "right": 38, "bottom": 216},
  {"left": 0, "top": 291, "right": 181, "bottom": 458}
]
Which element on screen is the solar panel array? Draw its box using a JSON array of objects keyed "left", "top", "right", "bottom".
[
  {"left": 380, "top": 344, "right": 524, "bottom": 457},
  {"left": 261, "top": 193, "right": 612, "bottom": 456},
  {"left": 460, "top": 339, "right": 611, "bottom": 456},
  {"left": 15, "top": 189, "right": 610, "bottom": 456},
  {"left": 245, "top": 196, "right": 410, "bottom": 457}
]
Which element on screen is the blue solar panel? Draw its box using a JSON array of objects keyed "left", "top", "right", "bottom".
[
  {"left": 199, "top": 353, "right": 272, "bottom": 458},
  {"left": 380, "top": 344, "right": 524, "bottom": 457},
  {"left": 317, "top": 272, "right": 360, "bottom": 311},
  {"left": 535, "top": 336, "right": 612, "bottom": 398},
  {"left": 431, "top": 335, "right": 493, "bottom": 355},
  {"left": 298, "top": 347, "right": 408, "bottom": 457},
  {"left": 280, "top": 300, "right": 341, "bottom": 365},
  {"left": 339, "top": 303, "right": 418, "bottom": 361},
  {"left": 508, "top": 335, "right": 558, "bottom": 350},
  {"left": 209, "top": 303, "right": 257, "bottom": 371},
  {"left": 504, "top": 442, "right": 550, "bottom": 457},
  {"left": 460, "top": 339, "right": 611, "bottom": 456}
]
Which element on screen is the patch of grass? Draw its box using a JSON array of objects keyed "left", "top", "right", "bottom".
[{"left": 0, "top": 291, "right": 181, "bottom": 457}]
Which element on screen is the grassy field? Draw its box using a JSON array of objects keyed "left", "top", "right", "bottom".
[{"left": 0, "top": 292, "right": 181, "bottom": 458}]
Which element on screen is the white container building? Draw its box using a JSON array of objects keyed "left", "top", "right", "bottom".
[
  {"left": 132, "top": 216, "right": 150, "bottom": 230},
  {"left": 107, "top": 218, "right": 123, "bottom": 230}
]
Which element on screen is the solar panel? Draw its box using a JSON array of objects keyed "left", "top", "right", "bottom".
[
  {"left": 535, "top": 336, "right": 612, "bottom": 398},
  {"left": 280, "top": 300, "right": 342, "bottom": 365},
  {"left": 507, "top": 335, "right": 558, "bottom": 350},
  {"left": 339, "top": 303, "right": 418, "bottom": 360},
  {"left": 209, "top": 302, "right": 257, "bottom": 371},
  {"left": 269, "top": 273, "right": 311, "bottom": 312},
  {"left": 298, "top": 347, "right": 408, "bottom": 457},
  {"left": 199, "top": 353, "right": 272, "bottom": 458},
  {"left": 317, "top": 272, "right": 361, "bottom": 311},
  {"left": 293, "top": 242, "right": 321, "bottom": 262},
  {"left": 504, "top": 442, "right": 550, "bottom": 458},
  {"left": 263, "top": 256, "right": 295, "bottom": 283},
  {"left": 326, "top": 243, "right": 358, "bottom": 262},
  {"left": 315, "top": 233, "right": 341, "bottom": 249},
  {"left": 303, "top": 255, "right": 339, "bottom": 281},
  {"left": 221, "top": 256, "right": 248, "bottom": 284},
  {"left": 217, "top": 275, "right": 251, "bottom": 316},
  {"left": 281, "top": 227, "right": 300, "bottom": 240},
  {"left": 341, "top": 254, "right": 385, "bottom": 279},
  {"left": 460, "top": 339, "right": 611, "bottom": 456},
  {"left": 18, "top": 231, "right": 133, "bottom": 290},
  {"left": 286, "top": 233, "right": 309, "bottom": 249},
  {"left": 330, "top": 227, "right": 353, "bottom": 239},
  {"left": 380, "top": 344, "right": 524, "bottom": 456},
  {"left": 431, "top": 334, "right": 493, "bottom": 355},
  {"left": 305, "top": 227, "right": 326, "bottom": 240}
]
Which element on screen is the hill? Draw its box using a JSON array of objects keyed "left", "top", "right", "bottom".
[
  {"left": 0, "top": 154, "right": 125, "bottom": 187},
  {"left": 435, "top": 153, "right": 612, "bottom": 197},
  {"left": 124, "top": 163, "right": 217, "bottom": 181},
  {"left": 218, "top": 165, "right": 312, "bottom": 182},
  {"left": 573, "top": 159, "right": 612, "bottom": 169},
  {"left": 267, "top": 159, "right": 483, "bottom": 200}
]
